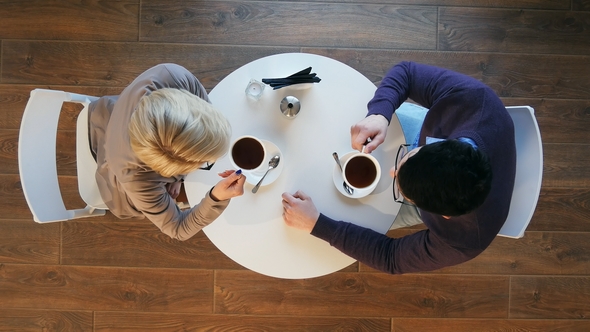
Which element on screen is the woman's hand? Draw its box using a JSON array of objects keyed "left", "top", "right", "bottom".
[
  {"left": 350, "top": 114, "right": 389, "bottom": 153},
  {"left": 281, "top": 190, "right": 320, "bottom": 233},
  {"left": 166, "top": 181, "right": 182, "bottom": 199},
  {"left": 211, "top": 170, "right": 246, "bottom": 201}
]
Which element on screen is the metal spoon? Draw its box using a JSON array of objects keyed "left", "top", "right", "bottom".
[
  {"left": 332, "top": 152, "right": 354, "bottom": 195},
  {"left": 252, "top": 155, "right": 281, "bottom": 193}
]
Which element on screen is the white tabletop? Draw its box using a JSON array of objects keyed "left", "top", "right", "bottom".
[{"left": 185, "top": 53, "right": 404, "bottom": 279}]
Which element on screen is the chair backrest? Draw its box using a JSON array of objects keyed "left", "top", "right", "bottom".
[
  {"left": 18, "top": 89, "right": 106, "bottom": 223},
  {"left": 498, "top": 106, "right": 543, "bottom": 238}
]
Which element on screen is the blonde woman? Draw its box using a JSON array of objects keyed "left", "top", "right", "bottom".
[{"left": 88, "top": 63, "right": 245, "bottom": 240}]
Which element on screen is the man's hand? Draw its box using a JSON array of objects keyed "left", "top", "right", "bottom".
[
  {"left": 211, "top": 170, "right": 246, "bottom": 201},
  {"left": 282, "top": 190, "right": 320, "bottom": 233},
  {"left": 350, "top": 114, "right": 389, "bottom": 153}
]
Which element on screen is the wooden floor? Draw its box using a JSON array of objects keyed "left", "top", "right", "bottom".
[{"left": 1, "top": 0, "right": 589, "bottom": 331}]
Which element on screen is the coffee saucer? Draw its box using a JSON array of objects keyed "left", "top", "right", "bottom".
[
  {"left": 332, "top": 151, "right": 378, "bottom": 199},
  {"left": 243, "top": 140, "right": 284, "bottom": 187}
]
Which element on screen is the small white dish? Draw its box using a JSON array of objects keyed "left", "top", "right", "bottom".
[
  {"left": 332, "top": 151, "right": 379, "bottom": 199},
  {"left": 243, "top": 140, "right": 284, "bottom": 187}
]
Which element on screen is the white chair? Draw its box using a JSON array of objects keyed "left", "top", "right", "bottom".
[
  {"left": 18, "top": 89, "right": 108, "bottom": 223},
  {"left": 497, "top": 106, "right": 543, "bottom": 238}
]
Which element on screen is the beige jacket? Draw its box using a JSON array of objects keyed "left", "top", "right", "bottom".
[{"left": 88, "top": 64, "right": 229, "bottom": 240}]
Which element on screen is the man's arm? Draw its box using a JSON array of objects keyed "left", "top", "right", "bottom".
[
  {"left": 353, "top": 61, "right": 481, "bottom": 153},
  {"left": 281, "top": 189, "right": 480, "bottom": 274},
  {"left": 367, "top": 61, "right": 484, "bottom": 121},
  {"left": 312, "top": 214, "right": 480, "bottom": 274}
]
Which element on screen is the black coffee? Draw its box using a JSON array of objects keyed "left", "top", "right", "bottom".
[
  {"left": 231, "top": 137, "right": 264, "bottom": 170},
  {"left": 344, "top": 156, "right": 377, "bottom": 188}
]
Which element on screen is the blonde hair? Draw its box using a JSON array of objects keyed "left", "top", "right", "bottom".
[{"left": 129, "top": 88, "right": 231, "bottom": 178}]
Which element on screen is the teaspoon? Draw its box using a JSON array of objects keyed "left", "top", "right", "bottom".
[
  {"left": 332, "top": 152, "right": 354, "bottom": 195},
  {"left": 252, "top": 155, "right": 281, "bottom": 193}
]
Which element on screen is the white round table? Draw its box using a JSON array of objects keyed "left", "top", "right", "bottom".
[{"left": 185, "top": 53, "right": 405, "bottom": 279}]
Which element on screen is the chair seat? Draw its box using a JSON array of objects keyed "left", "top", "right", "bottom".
[{"left": 76, "top": 99, "right": 108, "bottom": 210}]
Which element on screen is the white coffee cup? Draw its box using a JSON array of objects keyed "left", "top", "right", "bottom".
[
  {"left": 342, "top": 151, "right": 381, "bottom": 191},
  {"left": 229, "top": 135, "right": 267, "bottom": 172}
]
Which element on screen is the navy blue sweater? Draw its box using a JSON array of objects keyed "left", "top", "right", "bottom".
[{"left": 311, "top": 62, "right": 516, "bottom": 274}]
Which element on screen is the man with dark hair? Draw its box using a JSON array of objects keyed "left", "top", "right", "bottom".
[
  {"left": 397, "top": 139, "right": 493, "bottom": 217},
  {"left": 282, "top": 61, "right": 516, "bottom": 274}
]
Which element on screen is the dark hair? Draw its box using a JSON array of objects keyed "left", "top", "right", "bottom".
[{"left": 397, "top": 139, "right": 493, "bottom": 216}]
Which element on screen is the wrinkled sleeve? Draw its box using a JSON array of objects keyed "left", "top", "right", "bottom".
[
  {"left": 125, "top": 180, "right": 229, "bottom": 240},
  {"left": 367, "top": 61, "right": 483, "bottom": 123},
  {"left": 311, "top": 214, "right": 481, "bottom": 274}
]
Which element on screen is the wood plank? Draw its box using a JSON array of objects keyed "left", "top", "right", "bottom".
[
  {"left": 530, "top": 188, "right": 590, "bottom": 232},
  {"left": 0, "top": 85, "right": 124, "bottom": 130},
  {"left": 543, "top": 143, "right": 590, "bottom": 188},
  {"left": 573, "top": 0, "right": 590, "bottom": 11},
  {"left": 61, "top": 220, "right": 243, "bottom": 270},
  {"left": 0, "top": 130, "right": 18, "bottom": 175},
  {"left": 439, "top": 8, "right": 590, "bottom": 55},
  {"left": 0, "top": 220, "right": 59, "bottom": 264},
  {"left": 1, "top": 41, "right": 298, "bottom": 88},
  {"left": 0, "top": 174, "right": 33, "bottom": 220},
  {"left": 393, "top": 318, "right": 590, "bottom": 331},
  {"left": 0, "top": 85, "right": 32, "bottom": 130},
  {"left": 361, "top": 231, "right": 590, "bottom": 275},
  {"left": 436, "top": 232, "right": 590, "bottom": 275},
  {"left": 0, "top": 309, "right": 93, "bottom": 332},
  {"left": 510, "top": 276, "right": 590, "bottom": 319},
  {"left": 55, "top": 130, "right": 77, "bottom": 177},
  {"left": 0, "top": 264, "right": 214, "bottom": 312},
  {"left": 0, "top": 0, "right": 139, "bottom": 41},
  {"left": 303, "top": 48, "right": 590, "bottom": 99},
  {"left": 6, "top": 44, "right": 590, "bottom": 100},
  {"left": 95, "top": 312, "right": 390, "bottom": 331},
  {"left": 220, "top": 0, "right": 569, "bottom": 9},
  {"left": 215, "top": 270, "right": 509, "bottom": 318},
  {"left": 140, "top": 1, "right": 436, "bottom": 49},
  {"left": 502, "top": 98, "right": 590, "bottom": 144}
]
